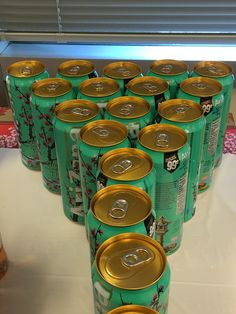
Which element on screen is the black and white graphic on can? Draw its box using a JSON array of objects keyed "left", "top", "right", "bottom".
[
  {"left": 208, "top": 118, "right": 220, "bottom": 155},
  {"left": 200, "top": 97, "right": 213, "bottom": 116},
  {"left": 164, "top": 151, "right": 180, "bottom": 173},
  {"left": 144, "top": 213, "right": 156, "bottom": 238}
]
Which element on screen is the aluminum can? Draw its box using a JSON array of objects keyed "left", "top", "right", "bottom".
[
  {"left": 56, "top": 59, "right": 98, "bottom": 92},
  {"left": 103, "top": 61, "right": 142, "bottom": 95},
  {"left": 77, "top": 77, "right": 122, "bottom": 118},
  {"left": 87, "top": 184, "right": 156, "bottom": 263},
  {"left": 91, "top": 233, "right": 170, "bottom": 314},
  {"left": 97, "top": 147, "right": 156, "bottom": 211},
  {"left": 31, "top": 78, "right": 74, "bottom": 193},
  {"left": 125, "top": 76, "right": 170, "bottom": 121},
  {"left": 104, "top": 96, "right": 152, "bottom": 147},
  {"left": 107, "top": 305, "right": 160, "bottom": 314},
  {"left": 53, "top": 99, "right": 101, "bottom": 224},
  {"left": 137, "top": 124, "right": 190, "bottom": 255},
  {"left": 157, "top": 99, "right": 206, "bottom": 222},
  {"left": 6, "top": 60, "right": 49, "bottom": 169},
  {"left": 147, "top": 59, "right": 189, "bottom": 98},
  {"left": 177, "top": 77, "right": 223, "bottom": 192},
  {"left": 192, "top": 61, "right": 234, "bottom": 167},
  {"left": 78, "top": 120, "right": 130, "bottom": 215}
]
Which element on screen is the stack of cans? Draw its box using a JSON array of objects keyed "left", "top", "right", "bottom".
[{"left": 5, "top": 58, "right": 234, "bottom": 314}]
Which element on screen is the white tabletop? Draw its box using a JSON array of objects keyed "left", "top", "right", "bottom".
[{"left": 0, "top": 149, "right": 236, "bottom": 314}]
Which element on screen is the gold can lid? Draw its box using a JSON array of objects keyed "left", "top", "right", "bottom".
[
  {"left": 7, "top": 60, "right": 45, "bottom": 78},
  {"left": 99, "top": 148, "right": 153, "bottom": 181},
  {"left": 150, "top": 59, "right": 188, "bottom": 75},
  {"left": 138, "top": 124, "right": 187, "bottom": 152},
  {"left": 194, "top": 61, "right": 233, "bottom": 78},
  {"left": 79, "top": 77, "right": 119, "bottom": 97},
  {"left": 80, "top": 120, "right": 128, "bottom": 147},
  {"left": 180, "top": 77, "right": 222, "bottom": 97},
  {"left": 107, "top": 305, "right": 160, "bottom": 314},
  {"left": 103, "top": 61, "right": 142, "bottom": 79},
  {"left": 127, "top": 76, "right": 169, "bottom": 96},
  {"left": 106, "top": 96, "right": 150, "bottom": 119},
  {"left": 55, "top": 99, "right": 99, "bottom": 123},
  {"left": 96, "top": 233, "right": 166, "bottom": 290},
  {"left": 91, "top": 184, "right": 152, "bottom": 226},
  {"left": 57, "top": 59, "right": 95, "bottom": 77},
  {"left": 32, "top": 78, "right": 72, "bottom": 98},
  {"left": 158, "top": 99, "right": 204, "bottom": 123}
]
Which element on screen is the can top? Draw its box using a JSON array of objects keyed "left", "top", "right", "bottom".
[
  {"left": 103, "top": 61, "right": 142, "bottom": 79},
  {"left": 91, "top": 184, "right": 152, "bottom": 226},
  {"left": 7, "top": 60, "right": 45, "bottom": 78},
  {"left": 107, "top": 305, "right": 160, "bottom": 314},
  {"left": 106, "top": 96, "right": 150, "bottom": 119},
  {"left": 138, "top": 124, "right": 187, "bottom": 152},
  {"left": 96, "top": 233, "right": 166, "bottom": 290},
  {"left": 80, "top": 120, "right": 128, "bottom": 147},
  {"left": 79, "top": 77, "right": 119, "bottom": 97},
  {"left": 180, "top": 77, "right": 222, "bottom": 97},
  {"left": 54, "top": 99, "right": 99, "bottom": 122},
  {"left": 57, "top": 59, "right": 95, "bottom": 77},
  {"left": 158, "top": 99, "right": 204, "bottom": 122},
  {"left": 150, "top": 59, "right": 188, "bottom": 76},
  {"left": 32, "top": 78, "right": 72, "bottom": 98},
  {"left": 127, "top": 76, "right": 169, "bottom": 96},
  {"left": 99, "top": 148, "right": 153, "bottom": 181},
  {"left": 193, "top": 61, "right": 233, "bottom": 78}
]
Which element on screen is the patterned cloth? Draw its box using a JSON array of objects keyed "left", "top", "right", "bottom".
[{"left": 224, "top": 127, "right": 236, "bottom": 155}]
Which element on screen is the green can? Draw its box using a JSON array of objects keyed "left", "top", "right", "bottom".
[
  {"left": 6, "top": 60, "right": 49, "bottom": 170},
  {"left": 157, "top": 99, "right": 206, "bottom": 222},
  {"left": 107, "top": 305, "right": 160, "bottom": 314},
  {"left": 78, "top": 120, "right": 130, "bottom": 215},
  {"left": 147, "top": 59, "right": 189, "bottom": 98},
  {"left": 137, "top": 124, "right": 190, "bottom": 255},
  {"left": 56, "top": 59, "right": 98, "bottom": 92},
  {"left": 104, "top": 96, "right": 152, "bottom": 147},
  {"left": 92, "top": 233, "right": 170, "bottom": 314},
  {"left": 177, "top": 77, "right": 224, "bottom": 192},
  {"left": 125, "top": 76, "right": 170, "bottom": 120},
  {"left": 103, "top": 61, "right": 142, "bottom": 95},
  {"left": 77, "top": 77, "right": 122, "bottom": 118},
  {"left": 53, "top": 99, "right": 101, "bottom": 224},
  {"left": 192, "top": 61, "right": 234, "bottom": 167},
  {"left": 31, "top": 78, "right": 74, "bottom": 193},
  {"left": 97, "top": 147, "right": 156, "bottom": 211},
  {"left": 87, "top": 184, "right": 156, "bottom": 263}
]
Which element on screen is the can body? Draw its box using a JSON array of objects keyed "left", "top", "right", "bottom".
[{"left": 6, "top": 70, "right": 49, "bottom": 169}]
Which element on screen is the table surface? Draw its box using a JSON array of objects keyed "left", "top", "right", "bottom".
[{"left": 0, "top": 149, "right": 236, "bottom": 314}]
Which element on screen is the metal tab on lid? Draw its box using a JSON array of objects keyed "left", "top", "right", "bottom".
[
  {"left": 80, "top": 120, "right": 128, "bottom": 147},
  {"left": 99, "top": 148, "right": 153, "bottom": 181},
  {"left": 180, "top": 77, "right": 222, "bottom": 97},
  {"left": 91, "top": 184, "right": 152, "bottom": 226},
  {"left": 58, "top": 59, "right": 95, "bottom": 77},
  {"left": 150, "top": 59, "right": 188, "bottom": 75},
  {"left": 103, "top": 61, "right": 142, "bottom": 79},
  {"left": 79, "top": 77, "right": 119, "bottom": 97},
  {"left": 7, "top": 60, "right": 45, "bottom": 78},
  {"left": 194, "top": 61, "right": 233, "bottom": 78},
  {"left": 158, "top": 99, "right": 204, "bottom": 122},
  {"left": 107, "top": 304, "right": 160, "bottom": 314},
  {"left": 107, "top": 96, "right": 150, "bottom": 119},
  {"left": 138, "top": 124, "right": 187, "bottom": 152},
  {"left": 55, "top": 99, "right": 99, "bottom": 122},
  {"left": 32, "top": 78, "right": 72, "bottom": 97},
  {"left": 127, "top": 76, "right": 169, "bottom": 96},
  {"left": 96, "top": 233, "right": 166, "bottom": 289}
]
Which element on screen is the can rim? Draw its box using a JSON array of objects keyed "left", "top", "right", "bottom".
[
  {"left": 127, "top": 76, "right": 169, "bottom": 96},
  {"left": 180, "top": 77, "right": 223, "bottom": 97},
  {"left": 193, "top": 61, "right": 233, "bottom": 78},
  {"left": 103, "top": 61, "right": 142, "bottom": 79},
  {"left": 57, "top": 59, "right": 95, "bottom": 77},
  {"left": 31, "top": 78, "right": 72, "bottom": 97},
  {"left": 79, "top": 77, "right": 120, "bottom": 97},
  {"left": 107, "top": 304, "right": 160, "bottom": 314},
  {"left": 7, "top": 60, "right": 45, "bottom": 78},
  {"left": 150, "top": 59, "right": 188, "bottom": 76}
]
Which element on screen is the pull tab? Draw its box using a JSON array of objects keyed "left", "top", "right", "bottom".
[
  {"left": 92, "top": 82, "right": 104, "bottom": 92},
  {"left": 155, "top": 133, "right": 169, "bottom": 148},
  {"left": 143, "top": 83, "right": 158, "bottom": 92},
  {"left": 175, "top": 104, "right": 190, "bottom": 114},
  {"left": 21, "top": 66, "right": 33, "bottom": 75},
  {"left": 68, "top": 65, "right": 80, "bottom": 75},
  {"left": 119, "top": 103, "right": 135, "bottom": 116},
  {"left": 160, "top": 64, "right": 173, "bottom": 74},
  {"left": 112, "top": 159, "right": 132, "bottom": 174},
  {"left": 207, "top": 66, "right": 224, "bottom": 75},
  {"left": 191, "top": 82, "right": 208, "bottom": 90},
  {"left": 121, "top": 247, "right": 154, "bottom": 267},
  {"left": 116, "top": 68, "right": 132, "bottom": 77},
  {"left": 92, "top": 126, "right": 110, "bottom": 137},
  {"left": 47, "top": 83, "right": 59, "bottom": 92},
  {"left": 109, "top": 199, "right": 128, "bottom": 219},
  {"left": 72, "top": 107, "right": 91, "bottom": 116}
]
